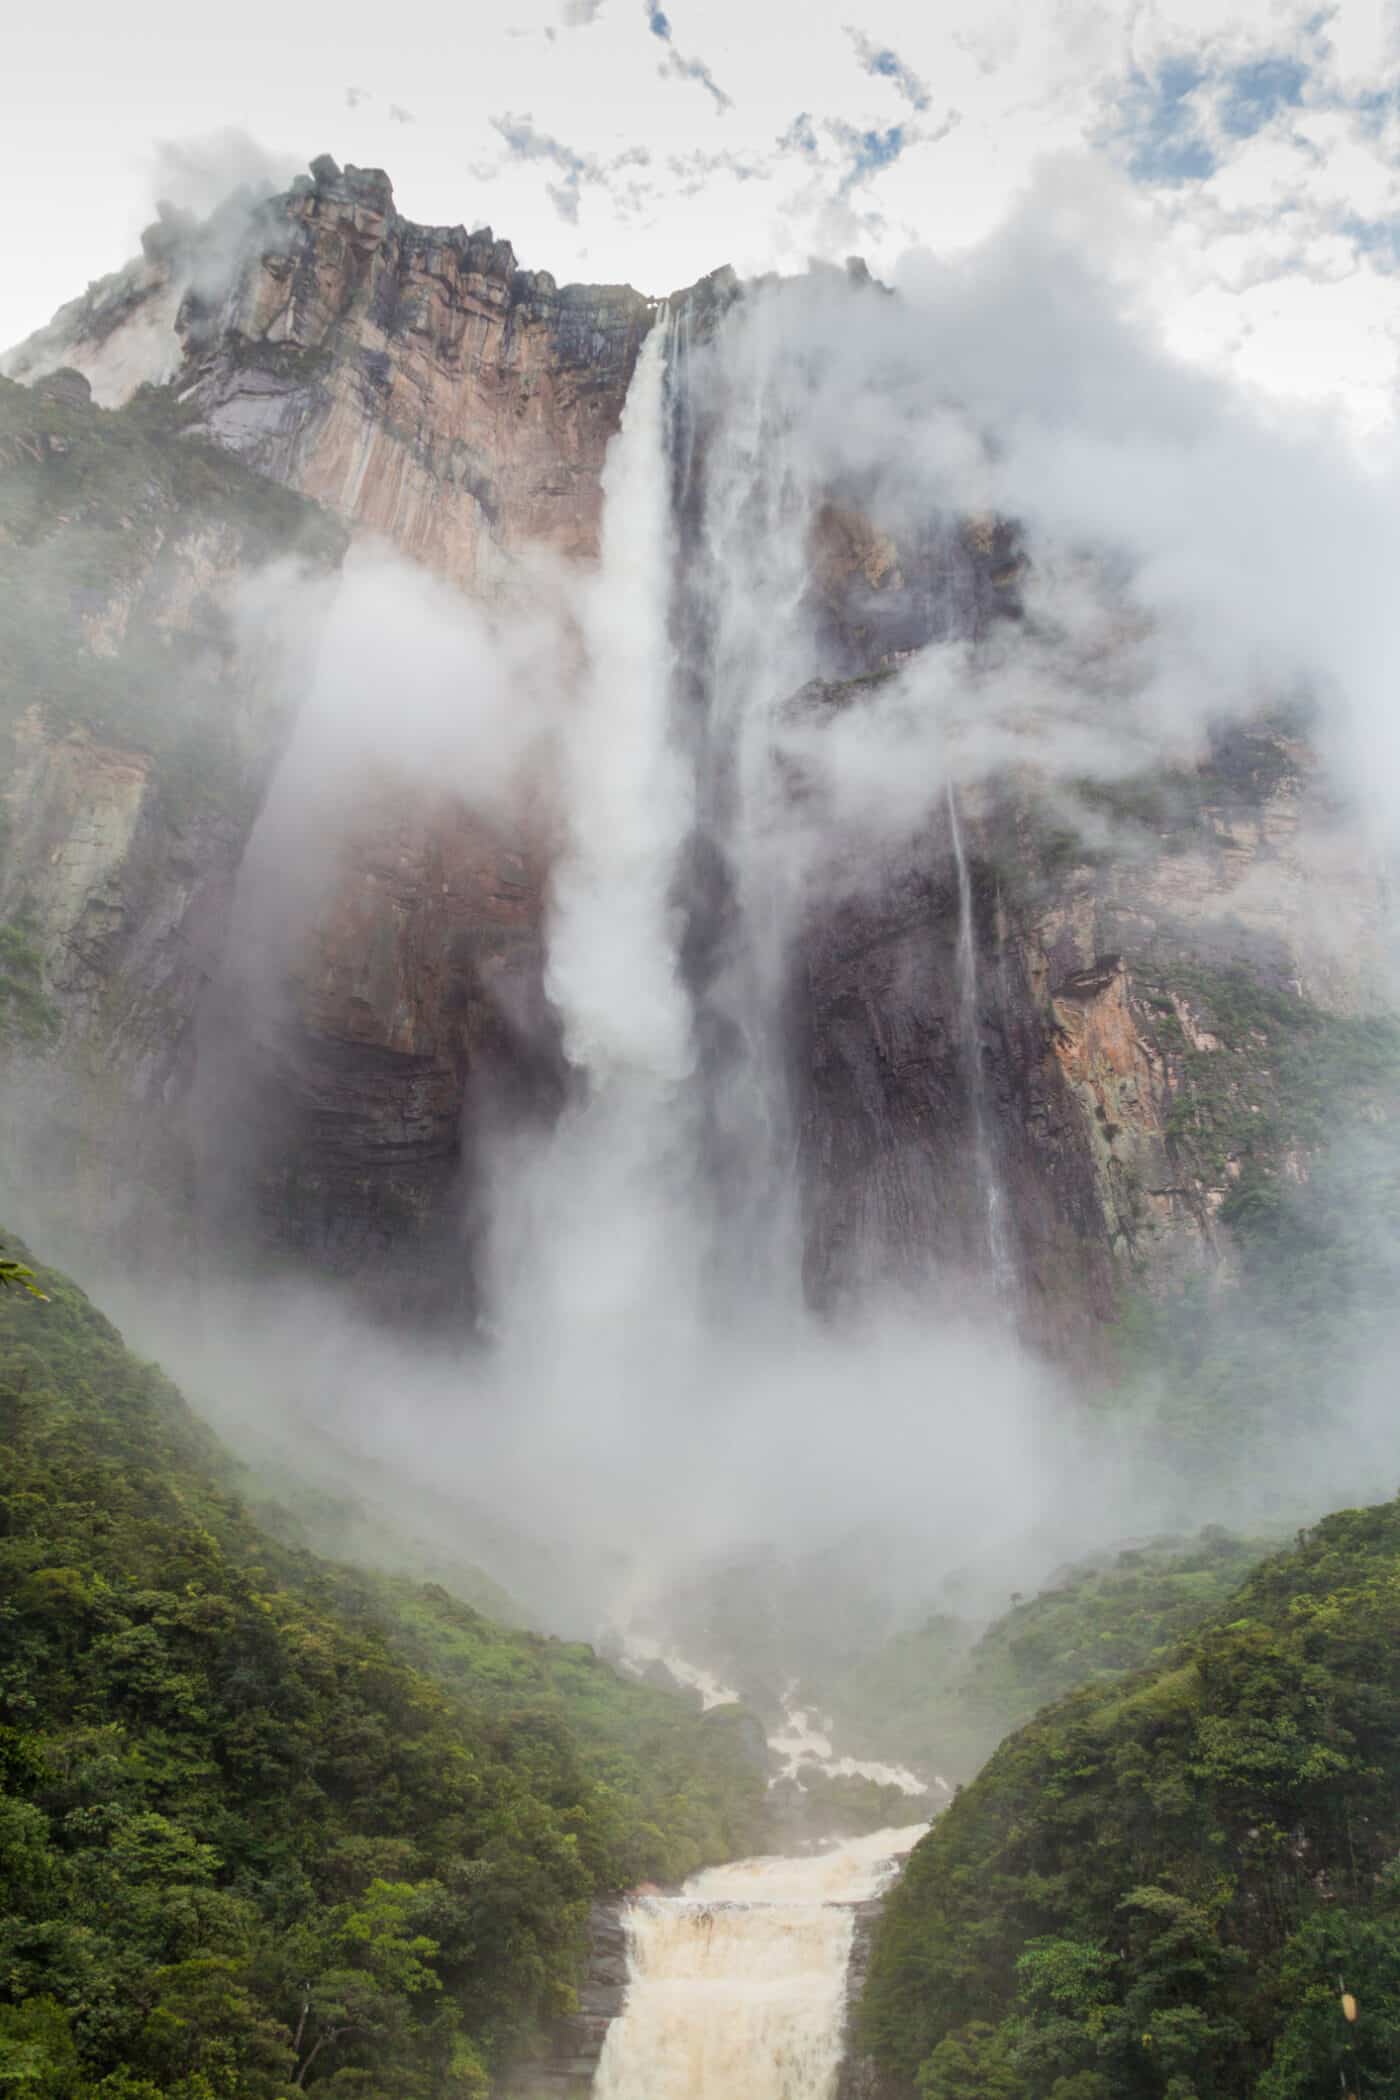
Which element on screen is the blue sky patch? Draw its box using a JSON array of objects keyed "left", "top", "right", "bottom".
[
  {"left": 1119, "top": 56, "right": 1217, "bottom": 185},
  {"left": 851, "top": 124, "right": 906, "bottom": 176},
  {"left": 847, "top": 30, "right": 932, "bottom": 114},
  {"left": 1220, "top": 55, "right": 1308, "bottom": 138},
  {"left": 1340, "top": 213, "right": 1400, "bottom": 267}
]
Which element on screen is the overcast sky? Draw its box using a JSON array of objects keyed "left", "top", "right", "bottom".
[{"left": 7, "top": 0, "right": 1400, "bottom": 429}]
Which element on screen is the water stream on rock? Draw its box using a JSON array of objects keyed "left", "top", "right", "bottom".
[{"left": 947, "top": 783, "right": 1014, "bottom": 1296}]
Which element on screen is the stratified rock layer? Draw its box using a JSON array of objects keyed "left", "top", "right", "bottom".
[{"left": 7, "top": 158, "right": 652, "bottom": 590}]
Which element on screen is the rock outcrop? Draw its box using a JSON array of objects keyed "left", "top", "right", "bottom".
[
  {"left": 6, "top": 157, "right": 653, "bottom": 592},
  {"left": 793, "top": 688, "right": 1391, "bottom": 1341},
  {"left": 0, "top": 368, "right": 342, "bottom": 1258},
  {"left": 505, "top": 1900, "right": 630, "bottom": 2100}
]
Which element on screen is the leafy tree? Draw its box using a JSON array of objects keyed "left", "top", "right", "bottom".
[
  {"left": 918, "top": 2021, "right": 1024, "bottom": 2100},
  {"left": 1258, "top": 1898, "right": 1400, "bottom": 2098}
]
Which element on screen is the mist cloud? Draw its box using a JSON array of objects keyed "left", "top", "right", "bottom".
[
  {"left": 648, "top": 156, "right": 1400, "bottom": 889},
  {"left": 149, "top": 129, "right": 298, "bottom": 222}
]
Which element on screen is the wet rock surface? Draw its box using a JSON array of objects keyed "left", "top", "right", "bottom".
[{"left": 506, "top": 1900, "right": 630, "bottom": 2100}]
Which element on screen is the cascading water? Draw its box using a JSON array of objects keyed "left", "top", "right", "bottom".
[
  {"left": 490, "top": 304, "right": 702, "bottom": 1373},
  {"left": 947, "top": 783, "right": 1014, "bottom": 1296},
  {"left": 546, "top": 304, "right": 691, "bottom": 1098},
  {"left": 592, "top": 1828, "right": 925, "bottom": 2100},
  {"left": 599, "top": 1644, "right": 936, "bottom": 2100},
  {"left": 684, "top": 299, "right": 819, "bottom": 1310},
  {"left": 489, "top": 310, "right": 956, "bottom": 2100}
]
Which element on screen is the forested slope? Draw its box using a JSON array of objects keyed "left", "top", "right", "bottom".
[
  {"left": 861, "top": 1500, "right": 1400, "bottom": 2098},
  {"left": 0, "top": 1240, "right": 766, "bottom": 2099},
  {"left": 821, "top": 1529, "right": 1268, "bottom": 1784}
]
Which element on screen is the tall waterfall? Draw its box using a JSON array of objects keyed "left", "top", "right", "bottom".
[
  {"left": 947, "top": 784, "right": 1013, "bottom": 1294},
  {"left": 685, "top": 302, "right": 818, "bottom": 1311},
  {"left": 490, "top": 306, "right": 701, "bottom": 1374},
  {"left": 593, "top": 1829, "right": 925, "bottom": 2100},
  {"left": 547, "top": 305, "right": 692, "bottom": 1095}
]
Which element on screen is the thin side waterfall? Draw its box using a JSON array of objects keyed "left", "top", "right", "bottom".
[
  {"left": 592, "top": 1830, "right": 924, "bottom": 2100},
  {"left": 947, "top": 783, "right": 1014, "bottom": 1296}
]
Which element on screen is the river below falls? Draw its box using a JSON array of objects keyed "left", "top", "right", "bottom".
[{"left": 590, "top": 1823, "right": 928, "bottom": 2100}]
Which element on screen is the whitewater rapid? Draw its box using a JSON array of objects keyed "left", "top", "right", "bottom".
[{"left": 592, "top": 1826, "right": 926, "bottom": 2100}]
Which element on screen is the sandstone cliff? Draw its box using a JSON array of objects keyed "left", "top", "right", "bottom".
[
  {"left": 2, "top": 160, "right": 1393, "bottom": 1344},
  {"left": 5, "top": 157, "right": 652, "bottom": 591},
  {"left": 2, "top": 161, "right": 648, "bottom": 1305}
]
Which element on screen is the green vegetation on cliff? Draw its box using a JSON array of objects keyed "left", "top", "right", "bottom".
[
  {"left": 0, "top": 916, "right": 59, "bottom": 1047},
  {"left": 1118, "top": 1088, "right": 1400, "bottom": 1516},
  {"left": 861, "top": 1498, "right": 1400, "bottom": 2098},
  {"left": 0, "top": 1241, "right": 766, "bottom": 2099},
  {"left": 823, "top": 1529, "right": 1267, "bottom": 1784},
  {"left": 0, "top": 374, "right": 343, "bottom": 815},
  {"left": 1142, "top": 961, "right": 1400, "bottom": 1196}
]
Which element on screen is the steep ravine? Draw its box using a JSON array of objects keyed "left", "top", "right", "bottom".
[{"left": 528, "top": 1651, "right": 934, "bottom": 2100}]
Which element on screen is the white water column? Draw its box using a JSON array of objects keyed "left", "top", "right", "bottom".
[{"left": 492, "top": 305, "right": 702, "bottom": 1381}]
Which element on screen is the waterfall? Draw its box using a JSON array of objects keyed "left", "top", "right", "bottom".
[
  {"left": 684, "top": 296, "right": 818, "bottom": 1311},
  {"left": 547, "top": 304, "right": 691, "bottom": 1094},
  {"left": 598, "top": 1652, "right": 935, "bottom": 2100},
  {"left": 947, "top": 783, "right": 1014, "bottom": 1296},
  {"left": 491, "top": 306, "right": 702, "bottom": 1373},
  {"left": 592, "top": 1829, "right": 924, "bottom": 2100}
]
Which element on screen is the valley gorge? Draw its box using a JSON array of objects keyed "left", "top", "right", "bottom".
[{"left": 4, "top": 143, "right": 1400, "bottom": 2100}]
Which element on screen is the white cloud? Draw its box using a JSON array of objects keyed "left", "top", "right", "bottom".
[{"left": 4, "top": 0, "right": 1400, "bottom": 436}]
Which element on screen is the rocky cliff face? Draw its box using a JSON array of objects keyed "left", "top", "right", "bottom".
[
  {"left": 504, "top": 1900, "right": 630, "bottom": 2100},
  {"left": 5, "top": 157, "right": 652, "bottom": 592},
  {"left": 2, "top": 162, "right": 1392, "bottom": 1343},
  {"left": 0, "top": 366, "right": 344, "bottom": 1256},
  {"left": 194, "top": 780, "right": 560, "bottom": 1316},
  {"left": 793, "top": 683, "right": 1391, "bottom": 1345},
  {"left": 3, "top": 162, "right": 648, "bottom": 1304},
  {"left": 836, "top": 1897, "right": 901, "bottom": 2100}
]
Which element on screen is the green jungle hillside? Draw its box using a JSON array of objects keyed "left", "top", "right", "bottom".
[
  {"left": 821, "top": 1529, "right": 1270, "bottom": 1786},
  {"left": 0, "top": 1238, "right": 767, "bottom": 2100},
  {"left": 861, "top": 1497, "right": 1400, "bottom": 2099}
]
